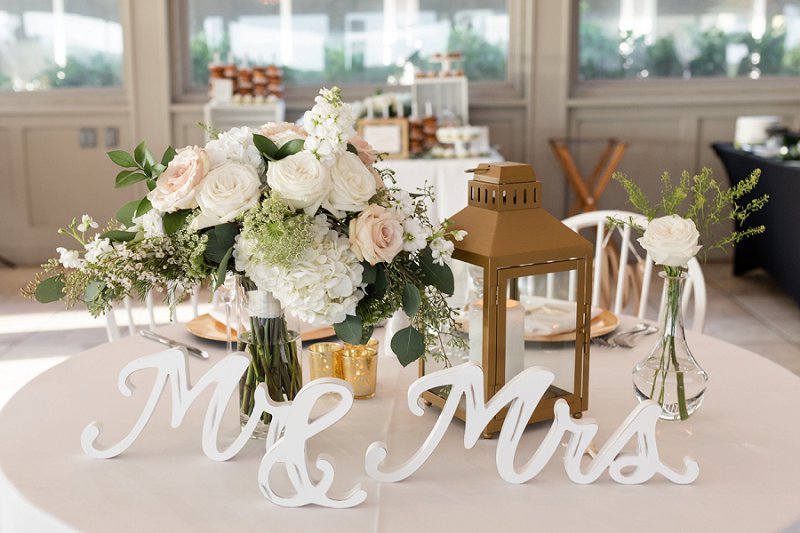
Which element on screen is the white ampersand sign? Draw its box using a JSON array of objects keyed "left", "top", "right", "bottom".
[{"left": 81, "top": 348, "right": 364, "bottom": 508}]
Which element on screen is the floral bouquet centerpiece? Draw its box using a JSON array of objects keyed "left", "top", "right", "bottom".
[
  {"left": 612, "top": 167, "right": 768, "bottom": 421},
  {"left": 25, "top": 87, "right": 465, "bottom": 433}
]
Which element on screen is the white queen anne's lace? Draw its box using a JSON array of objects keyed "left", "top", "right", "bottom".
[{"left": 234, "top": 215, "right": 364, "bottom": 326}]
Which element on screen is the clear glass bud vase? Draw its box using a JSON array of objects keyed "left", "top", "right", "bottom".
[
  {"left": 236, "top": 276, "right": 302, "bottom": 439},
  {"left": 632, "top": 271, "right": 708, "bottom": 421}
]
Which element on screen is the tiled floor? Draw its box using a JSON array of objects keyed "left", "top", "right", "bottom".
[{"left": 1, "top": 262, "right": 799, "bottom": 409}]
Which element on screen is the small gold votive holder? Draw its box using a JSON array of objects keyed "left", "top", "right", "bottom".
[
  {"left": 308, "top": 342, "right": 343, "bottom": 381},
  {"left": 337, "top": 344, "right": 378, "bottom": 399}
]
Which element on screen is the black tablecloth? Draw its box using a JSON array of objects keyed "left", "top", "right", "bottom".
[{"left": 712, "top": 143, "right": 800, "bottom": 307}]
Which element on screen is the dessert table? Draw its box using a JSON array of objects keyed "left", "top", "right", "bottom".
[
  {"left": 712, "top": 143, "right": 800, "bottom": 307},
  {"left": 1, "top": 319, "right": 799, "bottom": 532}
]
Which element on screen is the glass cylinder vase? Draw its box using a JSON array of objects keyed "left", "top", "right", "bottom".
[
  {"left": 236, "top": 276, "right": 302, "bottom": 439},
  {"left": 632, "top": 271, "right": 708, "bottom": 421}
]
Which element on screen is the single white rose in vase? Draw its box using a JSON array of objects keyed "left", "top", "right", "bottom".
[
  {"left": 191, "top": 162, "right": 262, "bottom": 230},
  {"left": 147, "top": 146, "right": 209, "bottom": 212},
  {"left": 326, "top": 151, "right": 378, "bottom": 214},
  {"left": 637, "top": 215, "right": 702, "bottom": 268},
  {"left": 267, "top": 151, "right": 331, "bottom": 215},
  {"left": 349, "top": 204, "right": 404, "bottom": 265}
]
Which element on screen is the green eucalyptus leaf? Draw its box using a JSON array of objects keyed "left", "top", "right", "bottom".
[
  {"left": 162, "top": 210, "right": 192, "bottom": 235},
  {"left": 115, "top": 199, "right": 141, "bottom": 227},
  {"left": 34, "top": 275, "right": 65, "bottom": 303},
  {"left": 366, "top": 264, "right": 387, "bottom": 298},
  {"left": 215, "top": 246, "right": 234, "bottom": 289},
  {"left": 275, "top": 138, "right": 306, "bottom": 160},
  {"left": 107, "top": 150, "right": 137, "bottom": 168},
  {"left": 361, "top": 262, "right": 377, "bottom": 284},
  {"left": 115, "top": 170, "right": 147, "bottom": 188},
  {"left": 161, "top": 146, "right": 177, "bottom": 166},
  {"left": 252, "top": 134, "right": 279, "bottom": 161},
  {"left": 133, "top": 141, "right": 148, "bottom": 167},
  {"left": 419, "top": 249, "right": 455, "bottom": 295},
  {"left": 204, "top": 223, "right": 238, "bottom": 263},
  {"left": 134, "top": 196, "right": 153, "bottom": 218},
  {"left": 402, "top": 283, "right": 421, "bottom": 317},
  {"left": 334, "top": 314, "right": 363, "bottom": 345},
  {"left": 359, "top": 324, "right": 375, "bottom": 346},
  {"left": 146, "top": 179, "right": 157, "bottom": 191},
  {"left": 100, "top": 230, "right": 137, "bottom": 242},
  {"left": 83, "top": 280, "right": 105, "bottom": 304},
  {"left": 390, "top": 326, "right": 425, "bottom": 366}
]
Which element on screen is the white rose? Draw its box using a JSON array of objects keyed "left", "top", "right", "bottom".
[
  {"left": 325, "top": 152, "right": 378, "bottom": 215},
  {"left": 348, "top": 204, "right": 404, "bottom": 265},
  {"left": 147, "top": 146, "right": 208, "bottom": 212},
  {"left": 638, "top": 215, "right": 702, "bottom": 268},
  {"left": 267, "top": 151, "right": 331, "bottom": 215},
  {"left": 192, "top": 162, "right": 262, "bottom": 230}
]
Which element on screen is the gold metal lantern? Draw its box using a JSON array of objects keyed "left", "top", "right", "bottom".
[{"left": 419, "top": 162, "right": 593, "bottom": 437}]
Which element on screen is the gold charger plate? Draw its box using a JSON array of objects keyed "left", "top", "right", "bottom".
[
  {"left": 456, "top": 308, "right": 619, "bottom": 343},
  {"left": 187, "top": 314, "right": 336, "bottom": 343},
  {"left": 529, "top": 309, "right": 619, "bottom": 342}
]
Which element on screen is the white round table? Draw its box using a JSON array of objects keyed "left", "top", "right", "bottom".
[{"left": 1, "top": 320, "right": 799, "bottom": 532}]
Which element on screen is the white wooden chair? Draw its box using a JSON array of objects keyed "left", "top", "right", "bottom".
[
  {"left": 103, "top": 287, "right": 201, "bottom": 342},
  {"left": 561, "top": 210, "right": 707, "bottom": 333}
]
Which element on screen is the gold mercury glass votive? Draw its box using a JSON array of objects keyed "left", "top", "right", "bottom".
[
  {"left": 337, "top": 345, "right": 378, "bottom": 399},
  {"left": 308, "top": 342, "right": 343, "bottom": 381}
]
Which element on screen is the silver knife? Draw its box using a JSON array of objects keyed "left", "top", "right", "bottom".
[{"left": 139, "top": 330, "right": 210, "bottom": 359}]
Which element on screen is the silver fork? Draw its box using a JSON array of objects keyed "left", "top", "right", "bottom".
[{"left": 611, "top": 324, "right": 659, "bottom": 348}]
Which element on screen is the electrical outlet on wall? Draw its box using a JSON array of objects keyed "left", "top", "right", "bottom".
[
  {"left": 105, "top": 127, "right": 119, "bottom": 148},
  {"left": 78, "top": 128, "right": 97, "bottom": 148}
]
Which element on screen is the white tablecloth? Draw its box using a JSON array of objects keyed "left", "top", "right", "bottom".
[
  {"left": 1, "top": 320, "right": 799, "bottom": 532},
  {"left": 380, "top": 151, "right": 504, "bottom": 223}
]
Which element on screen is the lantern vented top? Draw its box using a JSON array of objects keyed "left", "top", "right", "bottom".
[{"left": 465, "top": 162, "right": 541, "bottom": 212}]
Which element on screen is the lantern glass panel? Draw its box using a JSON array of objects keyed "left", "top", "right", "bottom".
[{"left": 502, "top": 271, "right": 577, "bottom": 397}]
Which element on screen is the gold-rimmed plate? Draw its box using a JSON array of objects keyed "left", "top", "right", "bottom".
[
  {"left": 187, "top": 314, "right": 336, "bottom": 343},
  {"left": 456, "top": 308, "right": 619, "bottom": 342}
]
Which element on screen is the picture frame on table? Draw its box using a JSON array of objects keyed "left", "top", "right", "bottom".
[{"left": 358, "top": 118, "right": 409, "bottom": 159}]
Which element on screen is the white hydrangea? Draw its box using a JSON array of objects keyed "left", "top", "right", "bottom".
[
  {"left": 205, "top": 127, "right": 264, "bottom": 174},
  {"left": 83, "top": 237, "right": 114, "bottom": 265},
  {"left": 234, "top": 215, "right": 364, "bottom": 326},
  {"left": 303, "top": 87, "right": 356, "bottom": 164},
  {"left": 56, "top": 247, "right": 83, "bottom": 269}
]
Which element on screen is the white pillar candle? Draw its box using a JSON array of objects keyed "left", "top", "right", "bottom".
[
  {"left": 382, "top": 102, "right": 390, "bottom": 118},
  {"left": 397, "top": 99, "right": 404, "bottom": 118},
  {"left": 468, "top": 299, "right": 526, "bottom": 381},
  {"left": 411, "top": 101, "right": 418, "bottom": 119},
  {"left": 366, "top": 105, "right": 374, "bottom": 119},
  {"left": 425, "top": 101, "right": 433, "bottom": 117}
]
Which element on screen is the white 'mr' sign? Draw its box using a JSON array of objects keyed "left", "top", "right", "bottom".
[{"left": 82, "top": 349, "right": 698, "bottom": 508}]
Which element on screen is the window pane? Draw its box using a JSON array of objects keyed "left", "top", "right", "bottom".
[
  {"left": 187, "top": 0, "right": 508, "bottom": 88},
  {"left": 0, "top": 0, "right": 123, "bottom": 92},
  {"left": 579, "top": 0, "right": 800, "bottom": 80}
]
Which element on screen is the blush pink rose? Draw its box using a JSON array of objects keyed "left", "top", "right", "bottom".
[
  {"left": 350, "top": 135, "right": 379, "bottom": 166},
  {"left": 349, "top": 204, "right": 404, "bottom": 265},
  {"left": 147, "top": 146, "right": 209, "bottom": 212}
]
